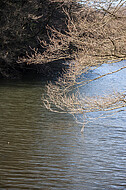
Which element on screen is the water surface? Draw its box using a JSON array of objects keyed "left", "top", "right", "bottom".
[{"left": 0, "top": 62, "right": 126, "bottom": 189}]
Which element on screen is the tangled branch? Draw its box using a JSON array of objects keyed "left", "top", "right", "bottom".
[{"left": 41, "top": 0, "right": 126, "bottom": 131}]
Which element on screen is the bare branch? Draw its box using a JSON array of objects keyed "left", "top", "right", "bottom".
[{"left": 39, "top": 0, "right": 126, "bottom": 131}]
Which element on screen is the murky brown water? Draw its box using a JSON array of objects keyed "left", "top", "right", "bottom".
[{"left": 0, "top": 61, "right": 126, "bottom": 189}]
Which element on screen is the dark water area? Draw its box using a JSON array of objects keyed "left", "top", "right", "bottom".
[{"left": 0, "top": 62, "right": 126, "bottom": 189}]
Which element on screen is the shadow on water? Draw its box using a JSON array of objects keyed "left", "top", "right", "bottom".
[{"left": 0, "top": 61, "right": 126, "bottom": 189}]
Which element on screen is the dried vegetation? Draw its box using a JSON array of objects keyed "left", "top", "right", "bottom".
[{"left": 42, "top": 0, "right": 126, "bottom": 131}]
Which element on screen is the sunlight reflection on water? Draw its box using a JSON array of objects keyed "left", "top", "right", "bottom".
[{"left": 0, "top": 61, "right": 126, "bottom": 189}]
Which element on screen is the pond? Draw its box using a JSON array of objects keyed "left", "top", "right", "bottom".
[{"left": 0, "top": 61, "right": 126, "bottom": 189}]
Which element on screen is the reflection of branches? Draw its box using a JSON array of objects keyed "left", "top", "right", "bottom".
[
  {"left": 77, "top": 65, "right": 126, "bottom": 87},
  {"left": 43, "top": 64, "right": 126, "bottom": 131},
  {"left": 44, "top": 83, "right": 126, "bottom": 114},
  {"left": 42, "top": 0, "right": 126, "bottom": 131}
]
